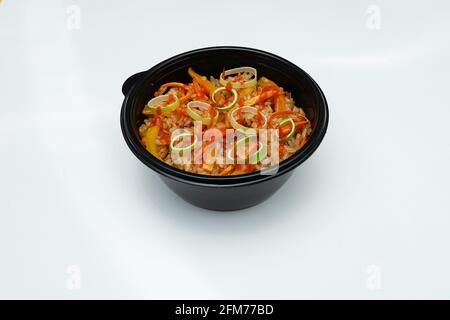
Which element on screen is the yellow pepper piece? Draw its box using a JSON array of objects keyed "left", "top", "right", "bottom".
[
  {"left": 231, "top": 170, "right": 248, "bottom": 176},
  {"left": 257, "top": 76, "right": 277, "bottom": 88},
  {"left": 143, "top": 125, "right": 160, "bottom": 159},
  {"left": 244, "top": 95, "right": 259, "bottom": 106},
  {"left": 275, "top": 93, "right": 287, "bottom": 112},
  {"left": 188, "top": 67, "right": 216, "bottom": 96},
  {"left": 239, "top": 86, "right": 256, "bottom": 98},
  {"left": 202, "top": 163, "right": 214, "bottom": 172},
  {"left": 218, "top": 165, "right": 235, "bottom": 176}
]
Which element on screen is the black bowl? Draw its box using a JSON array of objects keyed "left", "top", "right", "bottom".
[{"left": 120, "top": 46, "right": 328, "bottom": 211}]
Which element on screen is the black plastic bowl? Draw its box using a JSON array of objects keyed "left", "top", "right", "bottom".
[{"left": 120, "top": 46, "right": 328, "bottom": 211}]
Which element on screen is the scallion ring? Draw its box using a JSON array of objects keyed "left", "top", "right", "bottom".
[
  {"left": 169, "top": 132, "right": 197, "bottom": 153},
  {"left": 186, "top": 101, "right": 218, "bottom": 126},
  {"left": 212, "top": 87, "right": 238, "bottom": 112},
  {"left": 277, "top": 117, "right": 296, "bottom": 140},
  {"left": 234, "top": 136, "right": 266, "bottom": 164},
  {"left": 249, "top": 141, "right": 267, "bottom": 164},
  {"left": 229, "top": 106, "right": 267, "bottom": 133},
  {"left": 143, "top": 94, "right": 180, "bottom": 115},
  {"left": 219, "top": 67, "right": 257, "bottom": 89}
]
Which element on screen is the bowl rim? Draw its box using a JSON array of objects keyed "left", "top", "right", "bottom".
[{"left": 120, "top": 46, "right": 328, "bottom": 188}]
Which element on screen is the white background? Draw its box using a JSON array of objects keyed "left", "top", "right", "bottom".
[{"left": 1, "top": 0, "right": 449, "bottom": 299}]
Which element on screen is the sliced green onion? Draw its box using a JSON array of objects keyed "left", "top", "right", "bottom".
[
  {"left": 278, "top": 117, "right": 296, "bottom": 140},
  {"left": 212, "top": 87, "right": 238, "bottom": 112},
  {"left": 169, "top": 132, "right": 197, "bottom": 153},
  {"left": 234, "top": 136, "right": 267, "bottom": 164},
  {"left": 186, "top": 101, "right": 218, "bottom": 126},
  {"left": 249, "top": 142, "right": 267, "bottom": 164},
  {"left": 219, "top": 67, "right": 257, "bottom": 88},
  {"left": 229, "top": 106, "right": 267, "bottom": 133},
  {"left": 143, "top": 94, "right": 180, "bottom": 115},
  {"left": 225, "top": 136, "right": 252, "bottom": 163}
]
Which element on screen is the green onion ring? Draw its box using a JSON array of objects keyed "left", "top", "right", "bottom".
[
  {"left": 237, "top": 136, "right": 266, "bottom": 164},
  {"left": 225, "top": 136, "right": 253, "bottom": 162},
  {"left": 219, "top": 67, "right": 257, "bottom": 89},
  {"left": 169, "top": 132, "right": 197, "bottom": 153},
  {"left": 277, "top": 117, "right": 296, "bottom": 140},
  {"left": 212, "top": 87, "right": 238, "bottom": 112},
  {"left": 229, "top": 106, "right": 267, "bottom": 133},
  {"left": 249, "top": 141, "right": 267, "bottom": 164},
  {"left": 228, "top": 135, "right": 266, "bottom": 164},
  {"left": 143, "top": 94, "right": 180, "bottom": 115},
  {"left": 186, "top": 101, "right": 218, "bottom": 126}
]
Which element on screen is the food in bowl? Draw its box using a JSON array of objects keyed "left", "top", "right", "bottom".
[
  {"left": 138, "top": 66, "right": 312, "bottom": 176},
  {"left": 121, "top": 47, "right": 329, "bottom": 210}
]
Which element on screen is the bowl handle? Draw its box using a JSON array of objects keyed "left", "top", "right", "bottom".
[{"left": 122, "top": 71, "right": 147, "bottom": 96}]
